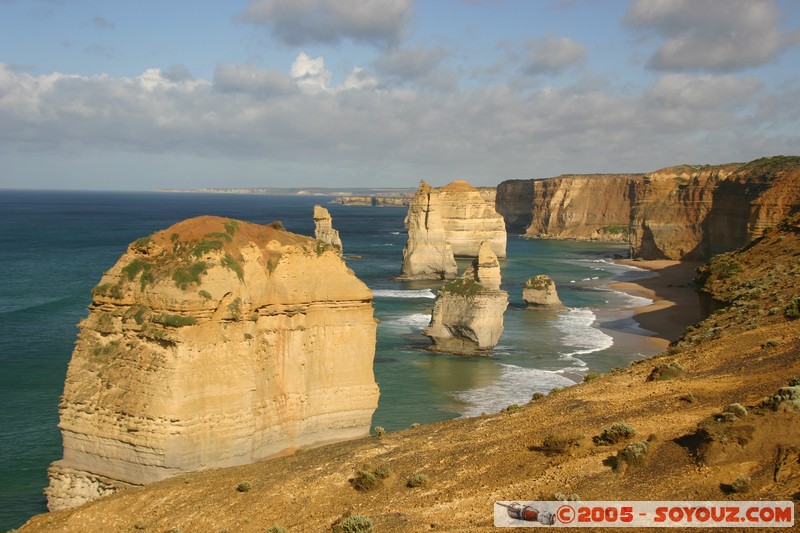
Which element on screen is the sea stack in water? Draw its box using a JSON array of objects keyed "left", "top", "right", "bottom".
[
  {"left": 400, "top": 180, "right": 458, "bottom": 279},
  {"left": 436, "top": 180, "right": 507, "bottom": 258},
  {"left": 313, "top": 205, "right": 343, "bottom": 254},
  {"left": 522, "top": 274, "right": 564, "bottom": 309},
  {"left": 423, "top": 242, "right": 508, "bottom": 355},
  {"left": 46, "top": 216, "right": 379, "bottom": 511}
]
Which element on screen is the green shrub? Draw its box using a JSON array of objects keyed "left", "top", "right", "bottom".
[
  {"left": 679, "top": 392, "right": 697, "bottom": 403},
  {"left": 236, "top": 481, "right": 252, "bottom": 492},
  {"left": 227, "top": 297, "right": 242, "bottom": 319},
  {"left": 338, "top": 515, "right": 373, "bottom": 533},
  {"left": 206, "top": 231, "right": 232, "bottom": 242},
  {"left": 410, "top": 422, "right": 421, "bottom": 429},
  {"left": 266, "top": 525, "right": 288, "bottom": 533},
  {"left": 374, "top": 466, "right": 392, "bottom": 479},
  {"left": 130, "top": 236, "right": 153, "bottom": 252},
  {"left": 760, "top": 386, "right": 800, "bottom": 411},
  {"left": 553, "top": 492, "right": 580, "bottom": 501},
  {"left": 583, "top": 372, "right": 600, "bottom": 382},
  {"left": 198, "top": 290, "right": 212, "bottom": 301},
  {"left": 441, "top": 278, "right": 483, "bottom": 296},
  {"left": 122, "top": 258, "right": 151, "bottom": 281},
  {"left": 531, "top": 392, "right": 545, "bottom": 401},
  {"left": 407, "top": 472, "right": 428, "bottom": 488},
  {"left": 190, "top": 240, "right": 223, "bottom": 257},
  {"left": 601, "top": 225, "right": 630, "bottom": 236},
  {"left": 594, "top": 423, "right": 636, "bottom": 446},
  {"left": 789, "top": 376, "right": 800, "bottom": 387},
  {"left": 221, "top": 254, "right": 244, "bottom": 281},
  {"left": 351, "top": 470, "right": 379, "bottom": 492},
  {"left": 784, "top": 298, "right": 800, "bottom": 320},
  {"left": 731, "top": 475, "right": 751, "bottom": 494},
  {"left": 152, "top": 314, "right": 197, "bottom": 328},
  {"left": 616, "top": 441, "right": 648, "bottom": 469},
  {"left": 373, "top": 426, "right": 385, "bottom": 437},
  {"left": 538, "top": 431, "right": 583, "bottom": 455},
  {"left": 223, "top": 219, "right": 239, "bottom": 236},
  {"left": 502, "top": 404, "right": 522, "bottom": 413},
  {"left": 723, "top": 403, "right": 748, "bottom": 418},
  {"left": 172, "top": 261, "right": 206, "bottom": 290},
  {"left": 647, "top": 362, "right": 685, "bottom": 381}
]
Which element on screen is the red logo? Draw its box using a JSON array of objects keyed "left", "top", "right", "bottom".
[{"left": 557, "top": 504, "right": 576, "bottom": 524}]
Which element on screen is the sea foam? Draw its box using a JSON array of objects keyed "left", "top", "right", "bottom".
[{"left": 373, "top": 289, "right": 436, "bottom": 299}]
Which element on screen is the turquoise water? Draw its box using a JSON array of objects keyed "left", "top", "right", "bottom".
[{"left": 0, "top": 190, "right": 658, "bottom": 530}]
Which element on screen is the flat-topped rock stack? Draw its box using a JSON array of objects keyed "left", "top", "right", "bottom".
[{"left": 46, "top": 216, "right": 379, "bottom": 511}]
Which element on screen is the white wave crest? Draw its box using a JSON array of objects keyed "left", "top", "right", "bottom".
[
  {"left": 452, "top": 364, "right": 576, "bottom": 418},
  {"left": 373, "top": 289, "right": 436, "bottom": 299},
  {"left": 555, "top": 308, "right": 614, "bottom": 358},
  {"left": 382, "top": 313, "right": 431, "bottom": 329}
]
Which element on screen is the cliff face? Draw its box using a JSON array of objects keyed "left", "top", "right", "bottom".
[
  {"left": 333, "top": 196, "right": 411, "bottom": 207},
  {"left": 313, "top": 205, "right": 343, "bottom": 253},
  {"left": 496, "top": 156, "right": 800, "bottom": 261},
  {"left": 400, "top": 181, "right": 458, "bottom": 280},
  {"left": 46, "top": 216, "right": 379, "bottom": 511},
  {"left": 400, "top": 180, "right": 506, "bottom": 279},
  {"left": 524, "top": 174, "right": 637, "bottom": 242},
  {"left": 495, "top": 180, "right": 535, "bottom": 231},
  {"left": 423, "top": 242, "right": 508, "bottom": 355},
  {"left": 437, "top": 181, "right": 506, "bottom": 258}
]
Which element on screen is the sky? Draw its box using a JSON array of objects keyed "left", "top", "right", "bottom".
[{"left": 1, "top": 0, "right": 799, "bottom": 191}]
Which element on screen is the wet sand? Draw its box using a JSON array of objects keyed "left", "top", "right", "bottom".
[{"left": 611, "top": 260, "right": 704, "bottom": 350}]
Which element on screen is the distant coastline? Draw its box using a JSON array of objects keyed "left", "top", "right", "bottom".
[{"left": 156, "top": 187, "right": 417, "bottom": 197}]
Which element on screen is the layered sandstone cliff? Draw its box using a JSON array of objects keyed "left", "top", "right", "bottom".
[
  {"left": 423, "top": 242, "right": 508, "bottom": 355},
  {"left": 313, "top": 205, "right": 343, "bottom": 254},
  {"left": 333, "top": 196, "right": 412, "bottom": 207},
  {"left": 496, "top": 156, "right": 800, "bottom": 261},
  {"left": 46, "top": 216, "right": 379, "bottom": 511},
  {"left": 524, "top": 174, "right": 637, "bottom": 242},
  {"left": 400, "top": 181, "right": 458, "bottom": 280},
  {"left": 400, "top": 180, "right": 506, "bottom": 279},
  {"left": 522, "top": 274, "right": 564, "bottom": 309},
  {"left": 436, "top": 181, "right": 506, "bottom": 258}
]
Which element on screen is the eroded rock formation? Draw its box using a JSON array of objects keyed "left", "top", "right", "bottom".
[
  {"left": 313, "top": 204, "right": 343, "bottom": 254},
  {"left": 46, "top": 216, "right": 379, "bottom": 511},
  {"left": 495, "top": 156, "right": 800, "bottom": 261},
  {"left": 400, "top": 180, "right": 506, "bottom": 279},
  {"left": 437, "top": 181, "right": 506, "bottom": 258},
  {"left": 522, "top": 274, "right": 564, "bottom": 309},
  {"left": 400, "top": 181, "right": 458, "bottom": 279},
  {"left": 423, "top": 242, "right": 508, "bottom": 355}
]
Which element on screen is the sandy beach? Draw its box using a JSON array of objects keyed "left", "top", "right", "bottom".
[{"left": 611, "top": 259, "right": 704, "bottom": 349}]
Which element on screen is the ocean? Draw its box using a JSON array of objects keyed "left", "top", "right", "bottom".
[{"left": 0, "top": 190, "right": 659, "bottom": 530}]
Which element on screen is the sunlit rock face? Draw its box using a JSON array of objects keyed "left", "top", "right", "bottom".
[
  {"left": 424, "top": 242, "right": 508, "bottom": 356},
  {"left": 46, "top": 216, "right": 379, "bottom": 511}
]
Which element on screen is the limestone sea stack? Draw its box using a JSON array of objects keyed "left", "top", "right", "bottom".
[
  {"left": 436, "top": 180, "right": 506, "bottom": 258},
  {"left": 522, "top": 274, "right": 564, "bottom": 309},
  {"left": 423, "top": 242, "right": 508, "bottom": 355},
  {"left": 313, "top": 204, "right": 343, "bottom": 254},
  {"left": 400, "top": 180, "right": 506, "bottom": 279},
  {"left": 400, "top": 180, "right": 458, "bottom": 279},
  {"left": 46, "top": 216, "right": 379, "bottom": 511}
]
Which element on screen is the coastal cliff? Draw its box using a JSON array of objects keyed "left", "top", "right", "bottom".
[
  {"left": 22, "top": 210, "right": 800, "bottom": 532},
  {"left": 313, "top": 205, "right": 343, "bottom": 253},
  {"left": 399, "top": 181, "right": 458, "bottom": 280},
  {"left": 46, "top": 216, "right": 379, "bottom": 511},
  {"left": 437, "top": 181, "right": 506, "bottom": 258},
  {"left": 496, "top": 156, "right": 800, "bottom": 260},
  {"left": 333, "top": 196, "right": 412, "bottom": 207},
  {"left": 522, "top": 274, "right": 563, "bottom": 309},
  {"left": 423, "top": 242, "right": 508, "bottom": 355},
  {"left": 400, "top": 180, "right": 506, "bottom": 279}
]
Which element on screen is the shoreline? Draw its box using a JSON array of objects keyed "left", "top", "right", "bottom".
[{"left": 609, "top": 259, "right": 703, "bottom": 350}]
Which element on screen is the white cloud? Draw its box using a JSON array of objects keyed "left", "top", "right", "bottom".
[
  {"left": 236, "top": 0, "right": 414, "bottom": 47},
  {"left": 289, "top": 52, "right": 332, "bottom": 94},
  {"left": 0, "top": 60, "right": 796, "bottom": 188},
  {"left": 372, "top": 45, "right": 456, "bottom": 90},
  {"left": 521, "top": 34, "right": 586, "bottom": 75},
  {"left": 625, "top": 0, "right": 800, "bottom": 72}
]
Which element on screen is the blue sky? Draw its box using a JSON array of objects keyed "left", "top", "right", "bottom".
[{"left": 1, "top": 0, "right": 799, "bottom": 190}]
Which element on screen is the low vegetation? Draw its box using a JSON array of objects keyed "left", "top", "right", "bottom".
[
  {"left": 407, "top": 473, "right": 428, "bottom": 488},
  {"left": 441, "top": 278, "right": 483, "bottom": 296},
  {"left": 593, "top": 423, "right": 636, "bottom": 446}
]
